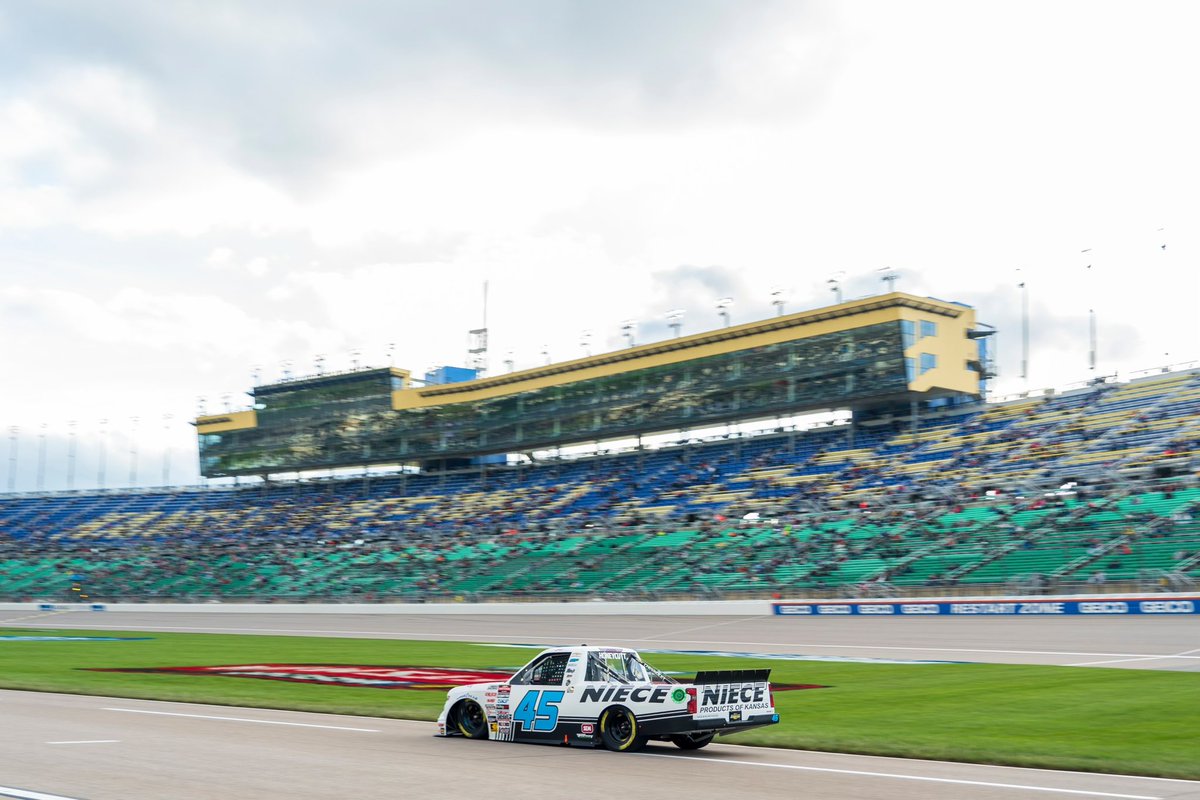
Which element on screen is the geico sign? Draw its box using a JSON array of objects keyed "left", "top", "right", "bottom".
[{"left": 1138, "top": 601, "right": 1195, "bottom": 614}]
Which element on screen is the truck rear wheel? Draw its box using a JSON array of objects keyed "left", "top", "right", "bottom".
[
  {"left": 599, "top": 706, "right": 648, "bottom": 752},
  {"left": 671, "top": 732, "right": 715, "bottom": 750}
]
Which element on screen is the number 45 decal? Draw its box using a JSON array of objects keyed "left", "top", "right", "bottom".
[{"left": 513, "top": 690, "right": 564, "bottom": 731}]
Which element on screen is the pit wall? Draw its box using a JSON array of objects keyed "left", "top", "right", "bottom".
[{"left": 2, "top": 593, "right": 1198, "bottom": 616}]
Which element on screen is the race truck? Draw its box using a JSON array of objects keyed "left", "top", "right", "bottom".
[{"left": 436, "top": 645, "right": 779, "bottom": 752}]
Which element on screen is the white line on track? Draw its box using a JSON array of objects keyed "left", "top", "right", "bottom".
[
  {"left": 46, "top": 740, "right": 119, "bottom": 745},
  {"left": 633, "top": 753, "right": 1162, "bottom": 799},
  {"left": 0, "top": 787, "right": 86, "bottom": 800},
  {"left": 0, "top": 611, "right": 70, "bottom": 624},
  {"left": 1068, "top": 645, "right": 1200, "bottom": 667},
  {"left": 642, "top": 616, "right": 763, "bottom": 640},
  {"left": 103, "top": 707, "right": 379, "bottom": 732},
  {"left": 8, "top": 620, "right": 1197, "bottom": 662}
]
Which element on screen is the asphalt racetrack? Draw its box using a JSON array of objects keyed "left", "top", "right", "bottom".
[{"left": 2, "top": 610, "right": 1199, "bottom": 800}]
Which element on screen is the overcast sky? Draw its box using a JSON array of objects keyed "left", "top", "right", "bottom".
[{"left": 2, "top": 0, "right": 1197, "bottom": 492}]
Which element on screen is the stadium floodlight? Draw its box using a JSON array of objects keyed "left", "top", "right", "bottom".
[
  {"left": 666, "top": 308, "right": 685, "bottom": 338},
  {"left": 716, "top": 298, "right": 733, "bottom": 328},
  {"left": 621, "top": 319, "right": 637, "bottom": 348},
  {"left": 770, "top": 288, "right": 786, "bottom": 316}
]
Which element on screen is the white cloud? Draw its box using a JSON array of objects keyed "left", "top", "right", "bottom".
[{"left": 1, "top": 0, "right": 1198, "bottom": 491}]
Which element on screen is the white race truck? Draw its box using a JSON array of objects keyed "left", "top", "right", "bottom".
[{"left": 436, "top": 645, "right": 779, "bottom": 751}]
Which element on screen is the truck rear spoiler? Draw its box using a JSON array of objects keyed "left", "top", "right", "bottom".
[{"left": 690, "top": 669, "right": 771, "bottom": 684}]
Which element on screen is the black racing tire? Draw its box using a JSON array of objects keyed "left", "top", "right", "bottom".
[
  {"left": 452, "top": 699, "right": 489, "bottom": 740},
  {"left": 670, "top": 732, "right": 715, "bottom": 750},
  {"left": 599, "top": 706, "right": 648, "bottom": 752}
]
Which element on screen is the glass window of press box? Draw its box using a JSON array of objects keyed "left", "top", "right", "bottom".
[{"left": 200, "top": 321, "right": 912, "bottom": 474}]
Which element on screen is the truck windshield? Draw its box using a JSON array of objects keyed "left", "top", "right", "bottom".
[{"left": 587, "top": 651, "right": 676, "bottom": 684}]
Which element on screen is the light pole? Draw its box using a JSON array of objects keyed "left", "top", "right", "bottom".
[
  {"left": 67, "top": 420, "right": 77, "bottom": 491},
  {"left": 504, "top": 351, "right": 515, "bottom": 373},
  {"left": 387, "top": 343, "right": 396, "bottom": 366},
  {"left": 282, "top": 359, "right": 293, "bottom": 381},
  {"left": 351, "top": 348, "right": 361, "bottom": 370},
  {"left": 828, "top": 272, "right": 845, "bottom": 304},
  {"left": 541, "top": 345, "right": 550, "bottom": 365},
  {"left": 770, "top": 288, "right": 786, "bottom": 316},
  {"left": 6, "top": 426, "right": 17, "bottom": 492},
  {"left": 162, "top": 414, "right": 173, "bottom": 486},
  {"left": 315, "top": 354, "right": 326, "bottom": 374},
  {"left": 129, "top": 416, "right": 140, "bottom": 487},
  {"left": 580, "top": 331, "right": 592, "bottom": 357},
  {"left": 879, "top": 267, "right": 899, "bottom": 292},
  {"left": 97, "top": 419, "right": 108, "bottom": 490},
  {"left": 1019, "top": 274, "right": 1030, "bottom": 384},
  {"left": 36, "top": 423, "right": 47, "bottom": 491},
  {"left": 252, "top": 365, "right": 262, "bottom": 386},
  {"left": 621, "top": 320, "right": 637, "bottom": 348},
  {"left": 1083, "top": 257, "right": 1097, "bottom": 373},
  {"left": 667, "top": 309, "right": 685, "bottom": 338},
  {"left": 716, "top": 298, "right": 733, "bottom": 328}
]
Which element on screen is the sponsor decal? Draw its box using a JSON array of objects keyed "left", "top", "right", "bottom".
[
  {"left": 730, "top": 710, "right": 742, "bottom": 722},
  {"left": 579, "top": 681, "right": 823, "bottom": 705},
  {"left": 701, "top": 685, "right": 767, "bottom": 706},
  {"left": 580, "top": 723, "right": 594, "bottom": 734},
  {"left": 83, "top": 664, "right": 514, "bottom": 690},
  {"left": 1, "top": 635, "right": 152, "bottom": 642}
]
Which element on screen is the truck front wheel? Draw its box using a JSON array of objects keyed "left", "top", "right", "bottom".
[
  {"left": 599, "top": 706, "right": 648, "bottom": 752},
  {"left": 671, "top": 732, "right": 715, "bottom": 750},
  {"left": 452, "top": 699, "right": 489, "bottom": 739}
]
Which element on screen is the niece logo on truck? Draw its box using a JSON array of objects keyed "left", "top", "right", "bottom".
[{"left": 85, "top": 664, "right": 515, "bottom": 690}]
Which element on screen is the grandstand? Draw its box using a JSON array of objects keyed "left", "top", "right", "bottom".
[{"left": 2, "top": 294, "right": 1199, "bottom": 604}]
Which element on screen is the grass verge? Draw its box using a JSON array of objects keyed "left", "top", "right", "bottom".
[{"left": 1, "top": 626, "right": 1197, "bottom": 780}]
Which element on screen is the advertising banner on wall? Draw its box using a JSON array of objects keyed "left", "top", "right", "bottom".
[{"left": 773, "top": 597, "right": 1200, "bottom": 616}]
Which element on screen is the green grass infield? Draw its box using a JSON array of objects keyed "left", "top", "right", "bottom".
[{"left": 1, "top": 626, "right": 1198, "bottom": 780}]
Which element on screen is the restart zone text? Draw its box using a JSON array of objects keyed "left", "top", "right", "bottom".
[{"left": 437, "top": 645, "right": 779, "bottom": 752}]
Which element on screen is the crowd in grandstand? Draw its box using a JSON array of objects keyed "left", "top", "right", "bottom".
[{"left": 1, "top": 369, "right": 1198, "bottom": 602}]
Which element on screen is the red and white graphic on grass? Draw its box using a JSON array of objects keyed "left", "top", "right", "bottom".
[{"left": 87, "top": 664, "right": 514, "bottom": 690}]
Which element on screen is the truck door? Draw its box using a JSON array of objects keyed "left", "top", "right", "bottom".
[{"left": 507, "top": 652, "right": 570, "bottom": 740}]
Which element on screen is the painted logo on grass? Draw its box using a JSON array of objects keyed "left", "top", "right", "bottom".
[{"left": 85, "top": 664, "right": 515, "bottom": 690}]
